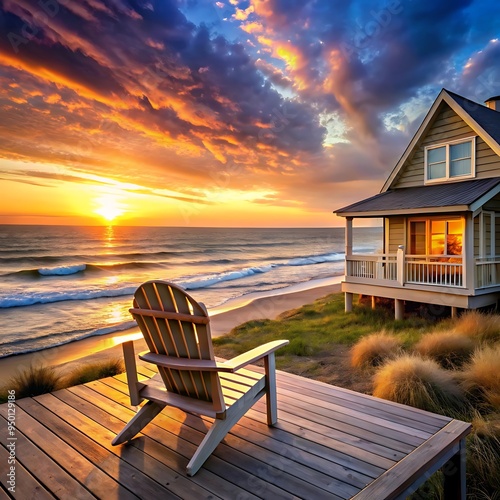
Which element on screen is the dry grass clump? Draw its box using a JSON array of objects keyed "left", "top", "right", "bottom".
[
  {"left": 453, "top": 310, "right": 500, "bottom": 342},
  {"left": 350, "top": 331, "right": 402, "bottom": 368},
  {"left": 467, "top": 415, "right": 500, "bottom": 498},
  {"left": 461, "top": 345, "right": 500, "bottom": 410},
  {"left": 0, "top": 359, "right": 125, "bottom": 403},
  {"left": 63, "top": 358, "right": 124, "bottom": 387},
  {"left": 414, "top": 331, "right": 474, "bottom": 368},
  {"left": 373, "top": 354, "right": 465, "bottom": 414},
  {"left": 2, "top": 365, "right": 60, "bottom": 400}
]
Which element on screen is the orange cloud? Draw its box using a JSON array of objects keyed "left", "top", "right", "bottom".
[{"left": 241, "top": 21, "right": 264, "bottom": 34}]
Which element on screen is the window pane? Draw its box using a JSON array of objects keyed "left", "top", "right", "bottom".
[
  {"left": 450, "top": 158, "right": 471, "bottom": 177},
  {"left": 428, "top": 147, "right": 446, "bottom": 163},
  {"left": 410, "top": 221, "right": 426, "bottom": 254},
  {"left": 431, "top": 220, "right": 445, "bottom": 255},
  {"left": 447, "top": 221, "right": 462, "bottom": 255},
  {"left": 429, "top": 162, "right": 446, "bottom": 179},
  {"left": 450, "top": 141, "right": 471, "bottom": 160}
]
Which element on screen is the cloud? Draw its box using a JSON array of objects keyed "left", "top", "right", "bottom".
[{"left": 0, "top": 0, "right": 499, "bottom": 225}]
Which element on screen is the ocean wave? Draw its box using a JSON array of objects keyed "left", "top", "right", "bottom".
[
  {"left": 3, "top": 260, "right": 165, "bottom": 278},
  {"left": 0, "top": 250, "right": 346, "bottom": 308},
  {"left": 0, "top": 285, "right": 137, "bottom": 308},
  {"left": 181, "top": 265, "right": 275, "bottom": 290},
  {"left": 179, "top": 252, "right": 343, "bottom": 290},
  {"left": 38, "top": 264, "right": 87, "bottom": 276}
]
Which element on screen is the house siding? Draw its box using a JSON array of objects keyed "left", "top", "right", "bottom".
[
  {"left": 392, "top": 104, "right": 500, "bottom": 189},
  {"left": 387, "top": 217, "right": 405, "bottom": 253}
]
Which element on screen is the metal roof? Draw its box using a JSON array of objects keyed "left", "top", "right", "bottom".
[
  {"left": 446, "top": 90, "right": 500, "bottom": 144},
  {"left": 336, "top": 177, "right": 500, "bottom": 217}
]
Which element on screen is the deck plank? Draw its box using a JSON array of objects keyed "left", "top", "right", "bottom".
[
  {"left": 0, "top": 442, "right": 54, "bottom": 500},
  {"left": 0, "top": 413, "right": 94, "bottom": 499},
  {"left": 0, "top": 406, "right": 138, "bottom": 500},
  {"left": 0, "top": 364, "right": 471, "bottom": 499}
]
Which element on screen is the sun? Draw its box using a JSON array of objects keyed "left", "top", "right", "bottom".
[{"left": 94, "top": 195, "right": 124, "bottom": 223}]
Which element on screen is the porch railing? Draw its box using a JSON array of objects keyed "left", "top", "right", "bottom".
[
  {"left": 346, "top": 251, "right": 464, "bottom": 288},
  {"left": 405, "top": 255, "right": 463, "bottom": 287},
  {"left": 346, "top": 254, "right": 397, "bottom": 282},
  {"left": 346, "top": 251, "right": 500, "bottom": 290},
  {"left": 475, "top": 257, "right": 500, "bottom": 288}
]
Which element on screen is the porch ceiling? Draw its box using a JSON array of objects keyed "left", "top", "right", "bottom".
[{"left": 335, "top": 177, "right": 500, "bottom": 217}]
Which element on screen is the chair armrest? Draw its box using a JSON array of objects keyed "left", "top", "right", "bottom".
[
  {"left": 139, "top": 351, "right": 234, "bottom": 372},
  {"left": 221, "top": 340, "right": 289, "bottom": 372},
  {"left": 139, "top": 339, "right": 288, "bottom": 373}
]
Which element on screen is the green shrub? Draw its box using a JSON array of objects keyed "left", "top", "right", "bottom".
[
  {"left": 373, "top": 354, "right": 466, "bottom": 415},
  {"left": 351, "top": 331, "right": 402, "bottom": 368}
]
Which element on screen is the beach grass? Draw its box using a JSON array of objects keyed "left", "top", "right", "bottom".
[
  {"left": 372, "top": 354, "right": 466, "bottom": 415},
  {"left": 0, "top": 364, "right": 60, "bottom": 402},
  {"left": 62, "top": 358, "right": 124, "bottom": 387},
  {"left": 0, "top": 358, "right": 124, "bottom": 403},
  {"left": 350, "top": 331, "right": 402, "bottom": 368}
]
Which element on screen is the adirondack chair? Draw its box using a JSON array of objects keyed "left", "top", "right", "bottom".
[{"left": 112, "top": 280, "right": 289, "bottom": 476}]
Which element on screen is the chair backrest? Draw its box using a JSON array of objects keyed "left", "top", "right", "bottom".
[{"left": 130, "top": 280, "right": 224, "bottom": 410}]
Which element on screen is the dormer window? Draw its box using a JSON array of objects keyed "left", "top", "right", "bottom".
[{"left": 424, "top": 137, "right": 476, "bottom": 183}]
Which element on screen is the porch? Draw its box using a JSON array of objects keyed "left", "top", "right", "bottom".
[
  {"left": 345, "top": 251, "right": 500, "bottom": 290},
  {"left": 0, "top": 361, "right": 470, "bottom": 499}
]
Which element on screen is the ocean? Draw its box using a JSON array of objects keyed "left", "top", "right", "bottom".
[{"left": 0, "top": 225, "right": 381, "bottom": 357}]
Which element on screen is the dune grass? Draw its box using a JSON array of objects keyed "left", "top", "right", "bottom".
[
  {"left": 414, "top": 330, "right": 475, "bottom": 368},
  {"left": 63, "top": 358, "right": 124, "bottom": 387},
  {"left": 452, "top": 310, "right": 500, "bottom": 342},
  {"left": 372, "top": 354, "right": 466, "bottom": 415},
  {"left": 0, "top": 358, "right": 124, "bottom": 403},
  {"left": 0, "top": 365, "right": 60, "bottom": 402},
  {"left": 350, "top": 331, "right": 402, "bottom": 368},
  {"left": 461, "top": 345, "right": 500, "bottom": 411}
]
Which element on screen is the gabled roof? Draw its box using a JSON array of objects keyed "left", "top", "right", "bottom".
[
  {"left": 382, "top": 89, "right": 500, "bottom": 191},
  {"left": 335, "top": 177, "right": 500, "bottom": 217}
]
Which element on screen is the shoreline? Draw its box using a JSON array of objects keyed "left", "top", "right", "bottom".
[{"left": 0, "top": 276, "right": 343, "bottom": 381}]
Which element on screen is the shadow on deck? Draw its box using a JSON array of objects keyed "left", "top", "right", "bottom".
[{"left": 0, "top": 363, "right": 470, "bottom": 499}]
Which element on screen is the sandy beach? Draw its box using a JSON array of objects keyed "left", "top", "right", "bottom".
[{"left": 0, "top": 278, "right": 342, "bottom": 381}]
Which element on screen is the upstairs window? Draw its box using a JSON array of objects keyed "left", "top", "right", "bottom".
[{"left": 425, "top": 137, "right": 476, "bottom": 183}]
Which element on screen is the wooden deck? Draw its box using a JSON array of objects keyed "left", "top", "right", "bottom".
[{"left": 1, "top": 363, "right": 471, "bottom": 499}]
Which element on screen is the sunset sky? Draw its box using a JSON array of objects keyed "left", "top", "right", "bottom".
[{"left": 0, "top": 0, "right": 499, "bottom": 227}]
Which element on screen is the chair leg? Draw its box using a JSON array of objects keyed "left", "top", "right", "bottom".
[
  {"left": 264, "top": 353, "right": 278, "bottom": 425},
  {"left": 186, "top": 393, "right": 258, "bottom": 476},
  {"left": 186, "top": 418, "right": 233, "bottom": 476},
  {"left": 112, "top": 401, "right": 165, "bottom": 445}
]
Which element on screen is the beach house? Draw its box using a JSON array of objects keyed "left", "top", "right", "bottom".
[{"left": 335, "top": 89, "right": 500, "bottom": 319}]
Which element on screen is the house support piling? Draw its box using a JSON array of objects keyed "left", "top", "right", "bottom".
[
  {"left": 345, "top": 292, "right": 353, "bottom": 313},
  {"left": 395, "top": 299, "right": 404, "bottom": 320}
]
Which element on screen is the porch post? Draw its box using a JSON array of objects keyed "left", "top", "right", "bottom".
[
  {"left": 345, "top": 217, "right": 353, "bottom": 256},
  {"left": 463, "top": 214, "right": 474, "bottom": 290},
  {"left": 345, "top": 217, "right": 353, "bottom": 313},
  {"left": 397, "top": 245, "right": 405, "bottom": 286}
]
